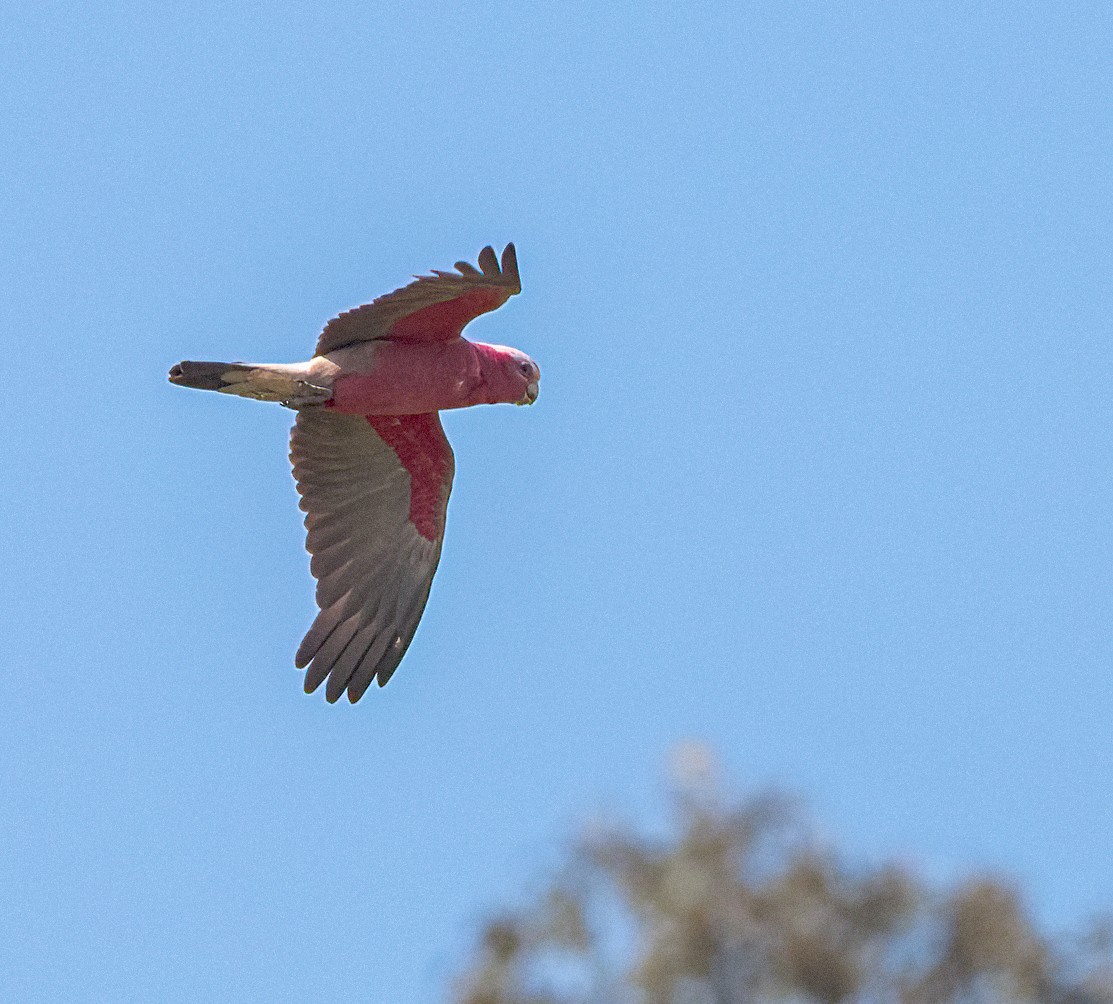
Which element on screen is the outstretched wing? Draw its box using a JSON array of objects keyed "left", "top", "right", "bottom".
[
  {"left": 314, "top": 243, "right": 520, "bottom": 355},
  {"left": 289, "top": 408, "right": 455, "bottom": 702}
]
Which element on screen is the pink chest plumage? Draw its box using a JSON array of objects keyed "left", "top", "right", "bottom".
[{"left": 328, "top": 339, "right": 478, "bottom": 416}]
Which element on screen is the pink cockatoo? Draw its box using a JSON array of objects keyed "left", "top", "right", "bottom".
[{"left": 169, "top": 244, "right": 538, "bottom": 703}]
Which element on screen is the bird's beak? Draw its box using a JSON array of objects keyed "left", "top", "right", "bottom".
[{"left": 517, "top": 381, "right": 539, "bottom": 406}]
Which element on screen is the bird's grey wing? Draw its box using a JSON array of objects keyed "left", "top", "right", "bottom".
[
  {"left": 314, "top": 243, "right": 520, "bottom": 355},
  {"left": 289, "top": 408, "right": 455, "bottom": 703}
]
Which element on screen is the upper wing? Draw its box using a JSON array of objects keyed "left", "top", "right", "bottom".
[
  {"left": 315, "top": 243, "right": 520, "bottom": 356},
  {"left": 289, "top": 408, "right": 455, "bottom": 702}
]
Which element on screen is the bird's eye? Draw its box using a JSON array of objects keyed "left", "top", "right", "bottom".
[{"left": 519, "top": 361, "right": 533, "bottom": 376}]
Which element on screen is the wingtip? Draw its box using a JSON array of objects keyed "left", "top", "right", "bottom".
[
  {"left": 346, "top": 680, "right": 370, "bottom": 703},
  {"left": 477, "top": 244, "right": 499, "bottom": 277},
  {"left": 303, "top": 659, "right": 330, "bottom": 694},
  {"left": 500, "top": 242, "right": 520, "bottom": 291}
]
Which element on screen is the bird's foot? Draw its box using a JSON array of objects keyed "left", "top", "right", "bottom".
[{"left": 280, "top": 381, "right": 332, "bottom": 409}]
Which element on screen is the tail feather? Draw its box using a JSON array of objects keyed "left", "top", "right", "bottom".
[
  {"left": 169, "top": 360, "right": 330, "bottom": 406},
  {"left": 169, "top": 360, "right": 250, "bottom": 391}
]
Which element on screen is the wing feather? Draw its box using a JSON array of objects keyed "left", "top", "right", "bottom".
[
  {"left": 345, "top": 627, "right": 398, "bottom": 703},
  {"left": 314, "top": 243, "right": 521, "bottom": 355},
  {"left": 290, "top": 408, "right": 454, "bottom": 701},
  {"left": 295, "top": 602, "right": 348, "bottom": 669},
  {"left": 306, "top": 615, "right": 362, "bottom": 696}
]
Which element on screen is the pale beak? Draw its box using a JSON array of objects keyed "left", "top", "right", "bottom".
[{"left": 518, "top": 381, "right": 539, "bottom": 406}]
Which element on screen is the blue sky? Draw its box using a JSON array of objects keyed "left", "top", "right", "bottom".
[{"left": 3, "top": 1, "right": 1111, "bottom": 1000}]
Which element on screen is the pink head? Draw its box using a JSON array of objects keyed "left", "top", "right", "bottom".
[{"left": 472, "top": 342, "right": 541, "bottom": 406}]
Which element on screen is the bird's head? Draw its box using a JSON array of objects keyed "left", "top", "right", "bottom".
[{"left": 474, "top": 343, "right": 540, "bottom": 406}]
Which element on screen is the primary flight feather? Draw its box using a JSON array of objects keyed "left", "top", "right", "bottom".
[{"left": 169, "top": 244, "right": 538, "bottom": 703}]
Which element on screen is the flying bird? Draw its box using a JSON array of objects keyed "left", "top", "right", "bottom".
[{"left": 169, "top": 244, "right": 538, "bottom": 703}]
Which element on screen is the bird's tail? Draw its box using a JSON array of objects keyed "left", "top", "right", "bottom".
[{"left": 168, "top": 360, "right": 331, "bottom": 406}]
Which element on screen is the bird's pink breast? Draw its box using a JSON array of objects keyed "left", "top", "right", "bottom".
[{"left": 328, "top": 339, "right": 478, "bottom": 415}]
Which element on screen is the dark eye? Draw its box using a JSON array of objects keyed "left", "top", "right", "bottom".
[{"left": 519, "top": 361, "right": 533, "bottom": 376}]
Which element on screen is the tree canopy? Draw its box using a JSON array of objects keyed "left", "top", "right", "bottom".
[{"left": 455, "top": 746, "right": 1112, "bottom": 1004}]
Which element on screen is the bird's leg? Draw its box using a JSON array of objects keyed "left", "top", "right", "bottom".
[{"left": 280, "top": 381, "right": 333, "bottom": 409}]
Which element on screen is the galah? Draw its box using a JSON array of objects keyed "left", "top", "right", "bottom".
[{"left": 169, "top": 244, "right": 538, "bottom": 703}]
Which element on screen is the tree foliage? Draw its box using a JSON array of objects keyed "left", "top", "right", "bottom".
[{"left": 455, "top": 746, "right": 1113, "bottom": 1004}]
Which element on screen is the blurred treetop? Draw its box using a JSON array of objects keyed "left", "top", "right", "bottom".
[{"left": 455, "top": 745, "right": 1112, "bottom": 1004}]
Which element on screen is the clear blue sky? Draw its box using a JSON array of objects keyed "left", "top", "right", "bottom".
[{"left": 3, "top": 2, "right": 1111, "bottom": 1000}]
